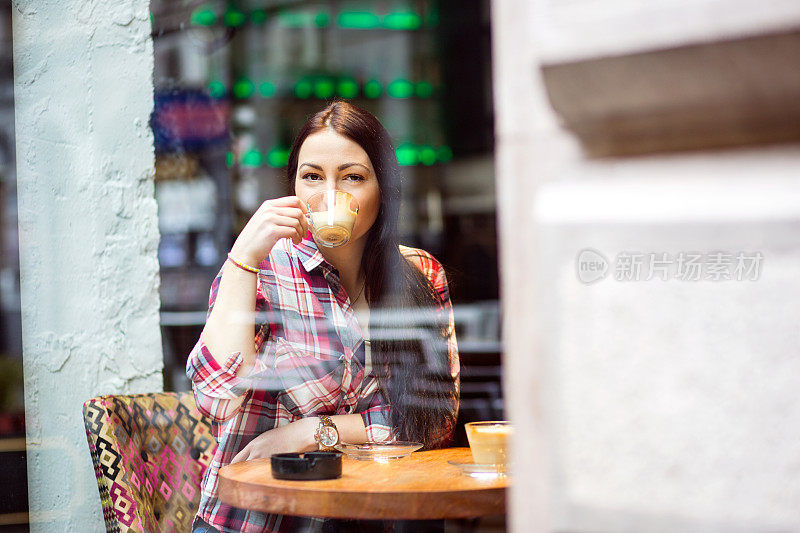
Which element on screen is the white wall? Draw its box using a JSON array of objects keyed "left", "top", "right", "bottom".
[
  {"left": 12, "top": 0, "right": 162, "bottom": 530},
  {"left": 491, "top": 1, "right": 800, "bottom": 531},
  {"left": 535, "top": 160, "right": 800, "bottom": 531},
  {"left": 534, "top": 0, "right": 800, "bottom": 63}
]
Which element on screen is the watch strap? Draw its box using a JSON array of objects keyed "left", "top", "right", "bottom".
[{"left": 315, "top": 415, "right": 339, "bottom": 450}]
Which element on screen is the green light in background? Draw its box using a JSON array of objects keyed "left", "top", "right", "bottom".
[
  {"left": 419, "top": 145, "right": 437, "bottom": 166},
  {"left": 259, "top": 81, "right": 276, "bottom": 98},
  {"left": 437, "top": 145, "right": 453, "bottom": 163},
  {"left": 226, "top": 151, "right": 234, "bottom": 167},
  {"left": 279, "top": 10, "right": 308, "bottom": 27},
  {"left": 363, "top": 79, "right": 382, "bottom": 99},
  {"left": 314, "top": 78, "right": 336, "bottom": 99},
  {"left": 191, "top": 8, "right": 217, "bottom": 26},
  {"left": 337, "top": 78, "right": 359, "bottom": 99},
  {"left": 223, "top": 8, "right": 246, "bottom": 27},
  {"left": 242, "top": 149, "right": 263, "bottom": 168},
  {"left": 416, "top": 81, "right": 434, "bottom": 98},
  {"left": 338, "top": 11, "right": 380, "bottom": 29},
  {"left": 233, "top": 78, "right": 255, "bottom": 99},
  {"left": 383, "top": 12, "right": 421, "bottom": 30},
  {"left": 266, "top": 146, "right": 290, "bottom": 168},
  {"left": 208, "top": 80, "right": 226, "bottom": 99},
  {"left": 396, "top": 143, "right": 418, "bottom": 166},
  {"left": 314, "top": 12, "right": 330, "bottom": 27},
  {"left": 150, "top": 12, "right": 154, "bottom": 26},
  {"left": 250, "top": 9, "right": 267, "bottom": 25},
  {"left": 294, "top": 78, "right": 313, "bottom": 99},
  {"left": 387, "top": 79, "right": 414, "bottom": 98}
]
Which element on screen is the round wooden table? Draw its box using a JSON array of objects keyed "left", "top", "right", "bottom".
[{"left": 218, "top": 447, "right": 509, "bottom": 520}]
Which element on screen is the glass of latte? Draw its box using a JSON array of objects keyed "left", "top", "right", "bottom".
[
  {"left": 305, "top": 190, "right": 359, "bottom": 248},
  {"left": 465, "top": 421, "right": 512, "bottom": 467}
]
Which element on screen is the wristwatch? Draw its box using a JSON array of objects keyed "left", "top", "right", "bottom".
[{"left": 314, "top": 415, "right": 340, "bottom": 450}]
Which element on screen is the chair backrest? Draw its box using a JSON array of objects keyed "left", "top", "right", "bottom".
[{"left": 83, "top": 391, "right": 217, "bottom": 533}]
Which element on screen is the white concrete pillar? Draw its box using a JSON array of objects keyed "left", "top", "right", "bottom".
[
  {"left": 492, "top": 1, "right": 800, "bottom": 532},
  {"left": 11, "top": 0, "right": 162, "bottom": 530}
]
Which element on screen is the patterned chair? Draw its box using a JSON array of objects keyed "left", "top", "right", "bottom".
[{"left": 83, "top": 392, "right": 217, "bottom": 532}]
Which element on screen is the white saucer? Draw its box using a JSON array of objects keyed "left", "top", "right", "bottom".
[{"left": 334, "top": 441, "right": 423, "bottom": 461}]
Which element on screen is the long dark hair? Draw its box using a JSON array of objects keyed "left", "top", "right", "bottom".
[{"left": 287, "top": 101, "right": 457, "bottom": 449}]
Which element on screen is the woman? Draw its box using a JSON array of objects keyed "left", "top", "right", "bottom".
[{"left": 187, "top": 101, "right": 460, "bottom": 533}]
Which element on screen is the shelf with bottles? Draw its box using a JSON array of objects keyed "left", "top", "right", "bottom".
[
  {"left": 155, "top": 153, "right": 220, "bottom": 226},
  {"left": 153, "top": 151, "right": 230, "bottom": 306}
]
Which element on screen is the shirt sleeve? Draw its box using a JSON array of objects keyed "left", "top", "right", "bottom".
[
  {"left": 359, "top": 379, "right": 397, "bottom": 443},
  {"left": 185, "top": 262, "right": 269, "bottom": 423},
  {"left": 186, "top": 343, "right": 249, "bottom": 422}
]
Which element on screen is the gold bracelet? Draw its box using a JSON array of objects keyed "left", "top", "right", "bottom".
[{"left": 227, "top": 253, "right": 259, "bottom": 274}]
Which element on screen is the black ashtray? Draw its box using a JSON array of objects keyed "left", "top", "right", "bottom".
[{"left": 271, "top": 451, "right": 343, "bottom": 480}]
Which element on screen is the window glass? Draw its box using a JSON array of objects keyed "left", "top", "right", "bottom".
[
  {"left": 0, "top": 0, "right": 501, "bottom": 528},
  {"left": 150, "top": 2, "right": 502, "bottom": 452}
]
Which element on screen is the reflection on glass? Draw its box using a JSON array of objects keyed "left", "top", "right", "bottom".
[{"left": 149, "top": 2, "right": 499, "bottom": 528}]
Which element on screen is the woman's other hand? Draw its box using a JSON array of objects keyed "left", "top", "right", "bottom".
[
  {"left": 230, "top": 417, "right": 319, "bottom": 464},
  {"left": 229, "top": 196, "right": 309, "bottom": 267}
]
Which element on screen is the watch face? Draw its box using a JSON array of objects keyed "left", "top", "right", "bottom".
[{"left": 319, "top": 426, "right": 338, "bottom": 447}]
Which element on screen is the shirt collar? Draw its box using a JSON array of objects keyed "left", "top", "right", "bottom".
[{"left": 293, "top": 231, "right": 326, "bottom": 273}]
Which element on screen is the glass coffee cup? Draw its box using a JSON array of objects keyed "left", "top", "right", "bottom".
[
  {"left": 305, "top": 190, "right": 359, "bottom": 248},
  {"left": 464, "top": 421, "right": 512, "bottom": 467}
]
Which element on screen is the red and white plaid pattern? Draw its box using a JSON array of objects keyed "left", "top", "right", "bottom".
[{"left": 187, "top": 234, "right": 459, "bottom": 532}]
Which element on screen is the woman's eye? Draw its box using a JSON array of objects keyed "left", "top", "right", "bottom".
[
  {"left": 301, "top": 173, "right": 322, "bottom": 181},
  {"left": 345, "top": 174, "right": 365, "bottom": 181}
]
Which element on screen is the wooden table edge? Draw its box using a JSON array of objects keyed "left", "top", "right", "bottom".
[
  {"left": 217, "top": 447, "right": 509, "bottom": 520},
  {"left": 219, "top": 474, "right": 507, "bottom": 519}
]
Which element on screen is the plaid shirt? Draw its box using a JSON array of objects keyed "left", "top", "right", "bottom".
[{"left": 187, "top": 235, "right": 459, "bottom": 533}]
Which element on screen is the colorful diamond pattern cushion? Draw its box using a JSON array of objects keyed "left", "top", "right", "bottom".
[{"left": 83, "top": 392, "right": 217, "bottom": 532}]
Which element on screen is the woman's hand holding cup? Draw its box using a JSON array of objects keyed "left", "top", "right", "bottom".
[{"left": 229, "top": 196, "right": 309, "bottom": 267}]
